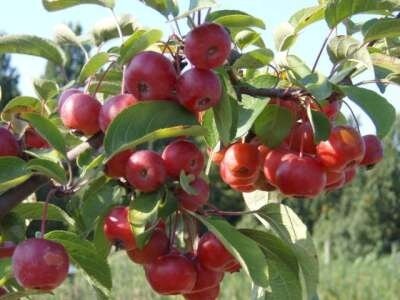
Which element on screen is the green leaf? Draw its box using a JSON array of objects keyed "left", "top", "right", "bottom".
[
  {"left": 119, "top": 29, "right": 163, "bottom": 64},
  {"left": 339, "top": 85, "right": 396, "bottom": 138},
  {"left": 325, "top": 0, "right": 400, "bottom": 28},
  {"left": 81, "top": 178, "right": 124, "bottom": 230},
  {"left": 253, "top": 105, "right": 294, "bottom": 148},
  {"left": 363, "top": 18, "right": 400, "bottom": 42},
  {"left": 78, "top": 52, "right": 110, "bottom": 83},
  {"left": 257, "top": 204, "right": 319, "bottom": 299},
  {"left": 158, "top": 189, "right": 178, "bottom": 219},
  {"left": 45, "top": 230, "right": 112, "bottom": 296},
  {"left": 104, "top": 101, "right": 205, "bottom": 158},
  {"left": 129, "top": 191, "right": 162, "bottom": 247},
  {"left": 1, "top": 96, "right": 41, "bottom": 121},
  {"left": 0, "top": 157, "right": 31, "bottom": 193},
  {"left": 179, "top": 171, "right": 198, "bottom": 195},
  {"left": 139, "top": 0, "right": 179, "bottom": 18},
  {"left": 93, "top": 216, "right": 112, "bottom": 259},
  {"left": 42, "top": 0, "right": 115, "bottom": 11},
  {"left": 53, "top": 23, "right": 82, "bottom": 47},
  {"left": 327, "top": 35, "right": 371, "bottom": 68},
  {"left": 202, "top": 109, "right": 219, "bottom": 149},
  {"left": 289, "top": 5, "right": 325, "bottom": 32},
  {"left": 287, "top": 55, "right": 312, "bottom": 79},
  {"left": 234, "top": 29, "right": 265, "bottom": 50},
  {"left": 213, "top": 70, "right": 238, "bottom": 146},
  {"left": 274, "top": 22, "right": 298, "bottom": 52},
  {"left": 12, "top": 202, "right": 75, "bottom": 228},
  {"left": 91, "top": 14, "right": 138, "bottom": 46},
  {"left": 233, "top": 48, "right": 274, "bottom": 70},
  {"left": 22, "top": 113, "right": 67, "bottom": 158},
  {"left": 26, "top": 158, "right": 67, "bottom": 185},
  {"left": 307, "top": 109, "right": 332, "bottom": 142},
  {"left": 33, "top": 79, "right": 59, "bottom": 100},
  {"left": 371, "top": 52, "right": 400, "bottom": 74},
  {"left": 0, "top": 35, "right": 66, "bottom": 66},
  {"left": 298, "top": 73, "right": 333, "bottom": 102},
  {"left": 236, "top": 96, "right": 267, "bottom": 138},
  {"left": 190, "top": 213, "right": 269, "bottom": 288},
  {"left": 240, "top": 229, "right": 302, "bottom": 300},
  {"left": 207, "top": 10, "right": 265, "bottom": 29}
]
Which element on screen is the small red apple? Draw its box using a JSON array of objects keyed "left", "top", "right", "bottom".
[
  {"left": 58, "top": 88, "right": 82, "bottom": 111},
  {"left": 104, "top": 149, "right": 135, "bottom": 178},
  {"left": 287, "top": 122, "right": 316, "bottom": 155},
  {"left": 103, "top": 206, "right": 136, "bottom": 250},
  {"left": 0, "top": 127, "right": 20, "bottom": 157},
  {"left": 222, "top": 143, "right": 261, "bottom": 178},
  {"left": 0, "top": 241, "right": 16, "bottom": 258},
  {"left": 24, "top": 127, "right": 50, "bottom": 149},
  {"left": 360, "top": 135, "right": 383, "bottom": 167},
  {"left": 263, "top": 148, "right": 292, "bottom": 186},
  {"left": 176, "top": 177, "right": 210, "bottom": 211}
]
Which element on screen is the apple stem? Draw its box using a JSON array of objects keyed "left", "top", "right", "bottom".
[
  {"left": 311, "top": 28, "right": 335, "bottom": 73},
  {"left": 169, "top": 212, "right": 179, "bottom": 248},
  {"left": 40, "top": 189, "right": 57, "bottom": 237},
  {"left": 299, "top": 129, "right": 305, "bottom": 158},
  {"left": 342, "top": 100, "right": 361, "bottom": 134},
  {"left": 92, "top": 62, "right": 116, "bottom": 96}
]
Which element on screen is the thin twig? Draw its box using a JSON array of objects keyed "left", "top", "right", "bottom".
[
  {"left": 40, "top": 189, "right": 57, "bottom": 237},
  {"left": 312, "top": 28, "right": 335, "bottom": 73},
  {"left": 342, "top": 100, "right": 361, "bottom": 134}
]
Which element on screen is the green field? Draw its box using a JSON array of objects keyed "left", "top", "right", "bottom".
[{"left": 32, "top": 252, "right": 400, "bottom": 300}]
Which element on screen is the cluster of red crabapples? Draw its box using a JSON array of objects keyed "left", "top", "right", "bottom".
[
  {"left": 213, "top": 97, "right": 384, "bottom": 198},
  {"left": 103, "top": 207, "right": 240, "bottom": 299}
]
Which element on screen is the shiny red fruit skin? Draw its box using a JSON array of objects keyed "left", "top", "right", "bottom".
[
  {"left": 162, "top": 140, "right": 204, "bottom": 178},
  {"left": 185, "top": 257, "right": 223, "bottom": 295},
  {"left": 145, "top": 253, "right": 197, "bottom": 295},
  {"left": 344, "top": 166, "right": 358, "bottom": 184},
  {"left": 58, "top": 88, "right": 82, "bottom": 111},
  {"left": 220, "top": 161, "right": 259, "bottom": 186},
  {"left": 209, "top": 147, "right": 226, "bottom": 166},
  {"left": 127, "top": 229, "right": 169, "bottom": 265},
  {"left": 184, "top": 23, "right": 231, "bottom": 69},
  {"left": 360, "top": 135, "right": 383, "bottom": 167},
  {"left": 325, "top": 172, "right": 345, "bottom": 191},
  {"left": 184, "top": 285, "right": 220, "bottom": 300},
  {"left": 197, "top": 232, "right": 236, "bottom": 272},
  {"left": 104, "top": 149, "right": 134, "bottom": 178},
  {"left": 224, "top": 260, "right": 241, "bottom": 273},
  {"left": 322, "top": 100, "right": 342, "bottom": 120},
  {"left": 275, "top": 154, "right": 327, "bottom": 198},
  {"left": 60, "top": 93, "right": 101, "bottom": 135},
  {"left": 0, "top": 287, "right": 6, "bottom": 296},
  {"left": 263, "top": 148, "right": 291, "bottom": 186},
  {"left": 126, "top": 150, "right": 166, "bottom": 192},
  {"left": 99, "top": 94, "right": 138, "bottom": 132},
  {"left": 288, "top": 122, "right": 316, "bottom": 154},
  {"left": 12, "top": 238, "right": 69, "bottom": 291},
  {"left": 24, "top": 128, "right": 49, "bottom": 149},
  {"left": 124, "top": 51, "right": 177, "bottom": 101},
  {"left": 316, "top": 126, "right": 365, "bottom": 171},
  {"left": 177, "top": 68, "right": 222, "bottom": 112},
  {"left": 103, "top": 206, "right": 136, "bottom": 250},
  {"left": 269, "top": 98, "right": 301, "bottom": 119},
  {"left": 0, "top": 241, "right": 16, "bottom": 258},
  {"left": 0, "top": 127, "right": 20, "bottom": 157},
  {"left": 176, "top": 177, "right": 210, "bottom": 211},
  {"left": 222, "top": 143, "right": 261, "bottom": 178},
  {"left": 326, "top": 171, "right": 344, "bottom": 186}
]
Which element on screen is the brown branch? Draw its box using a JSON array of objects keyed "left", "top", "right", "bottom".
[
  {"left": 0, "top": 132, "right": 104, "bottom": 219},
  {"left": 238, "top": 85, "right": 304, "bottom": 100}
]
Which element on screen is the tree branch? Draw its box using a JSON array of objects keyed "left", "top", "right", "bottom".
[
  {"left": 237, "top": 85, "right": 304, "bottom": 99},
  {"left": 0, "top": 132, "right": 104, "bottom": 219}
]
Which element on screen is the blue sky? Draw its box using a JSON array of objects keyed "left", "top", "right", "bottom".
[{"left": 0, "top": 0, "right": 399, "bottom": 134}]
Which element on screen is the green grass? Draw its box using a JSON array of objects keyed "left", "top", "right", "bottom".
[{"left": 32, "top": 252, "right": 400, "bottom": 300}]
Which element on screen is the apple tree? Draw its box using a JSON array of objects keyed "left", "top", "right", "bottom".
[{"left": 0, "top": 0, "right": 398, "bottom": 299}]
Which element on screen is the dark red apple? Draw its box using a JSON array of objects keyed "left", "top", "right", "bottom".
[
  {"left": 104, "top": 149, "right": 134, "bottom": 178},
  {"left": 124, "top": 51, "right": 177, "bottom": 101},
  {"left": 184, "top": 23, "right": 231, "bottom": 69},
  {"left": 145, "top": 253, "right": 197, "bottom": 295},
  {"left": 12, "top": 238, "right": 69, "bottom": 291},
  {"left": 176, "top": 177, "right": 210, "bottom": 211},
  {"left": 60, "top": 93, "right": 101, "bottom": 135},
  {"left": 287, "top": 122, "right": 316, "bottom": 155},
  {"left": 127, "top": 228, "right": 169, "bottom": 265},
  {"left": 222, "top": 143, "right": 261, "bottom": 178},
  {"left": 24, "top": 127, "right": 50, "bottom": 149},
  {"left": 126, "top": 150, "right": 166, "bottom": 192},
  {"left": 360, "top": 135, "right": 383, "bottom": 167},
  {"left": 0, "top": 241, "right": 16, "bottom": 258},
  {"left": 162, "top": 140, "right": 204, "bottom": 179},
  {"left": 177, "top": 68, "right": 222, "bottom": 112},
  {"left": 99, "top": 94, "right": 138, "bottom": 132},
  {"left": 263, "top": 148, "right": 292, "bottom": 186},
  {"left": 0, "top": 127, "right": 19, "bottom": 157},
  {"left": 103, "top": 206, "right": 136, "bottom": 250}
]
